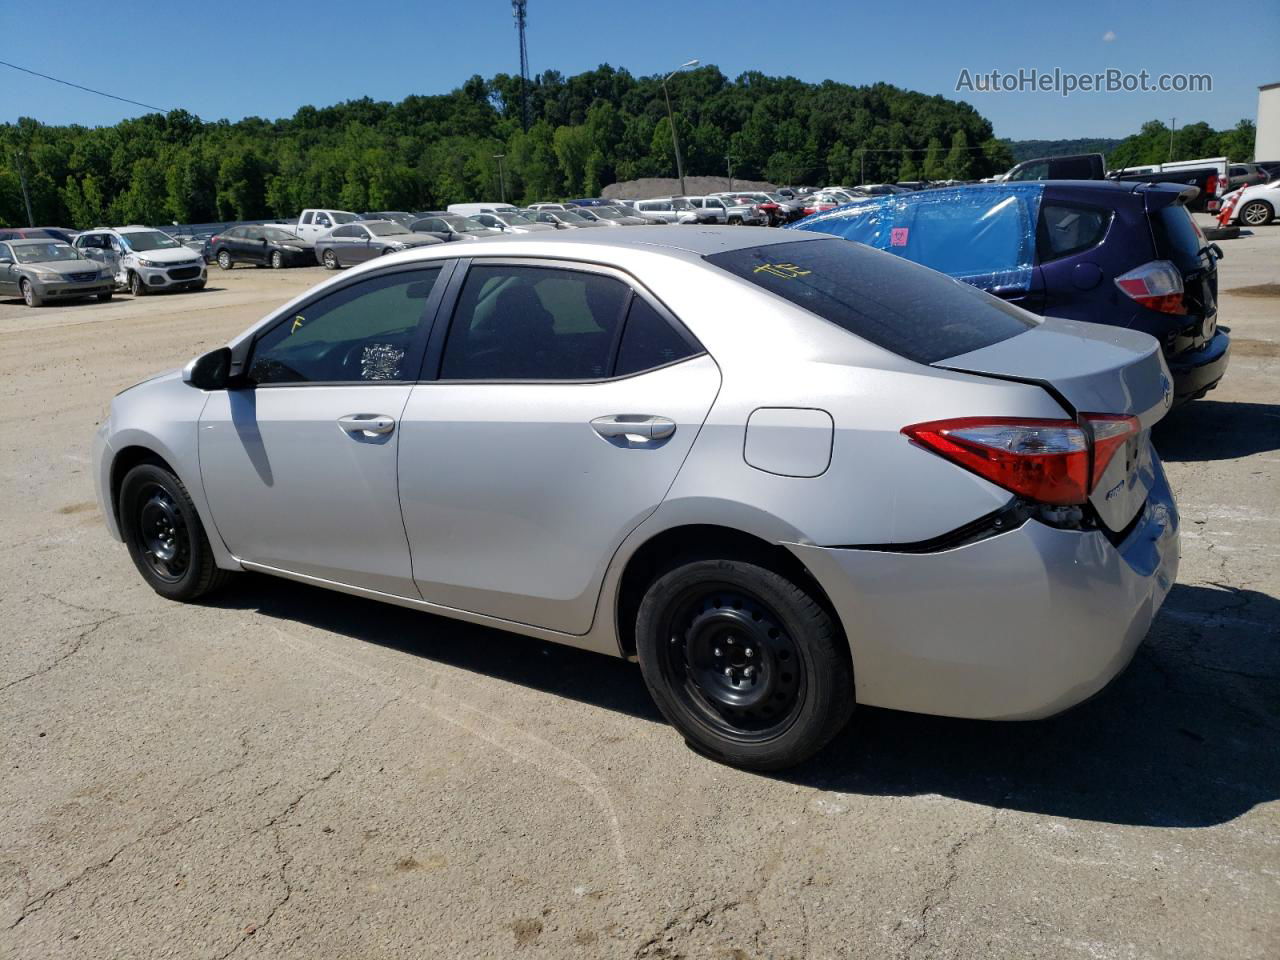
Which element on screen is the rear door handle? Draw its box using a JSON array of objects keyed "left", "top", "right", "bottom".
[
  {"left": 591, "top": 415, "right": 676, "bottom": 441},
  {"left": 338, "top": 414, "right": 395, "bottom": 436}
]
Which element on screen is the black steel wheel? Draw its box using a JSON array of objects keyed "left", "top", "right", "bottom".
[
  {"left": 636, "top": 557, "right": 853, "bottom": 770},
  {"left": 119, "top": 462, "right": 233, "bottom": 601}
]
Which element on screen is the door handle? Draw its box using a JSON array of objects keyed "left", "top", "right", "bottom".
[
  {"left": 591, "top": 415, "right": 676, "bottom": 441},
  {"left": 338, "top": 414, "right": 395, "bottom": 436}
]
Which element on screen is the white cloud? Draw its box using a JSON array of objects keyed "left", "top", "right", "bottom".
[{"left": 1102, "top": 30, "right": 1117, "bottom": 42}]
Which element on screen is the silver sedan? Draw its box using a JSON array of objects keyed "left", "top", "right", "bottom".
[
  {"left": 93, "top": 227, "right": 1179, "bottom": 770},
  {"left": 0, "top": 238, "right": 114, "bottom": 306}
]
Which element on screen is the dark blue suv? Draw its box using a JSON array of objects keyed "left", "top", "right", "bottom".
[{"left": 791, "top": 181, "right": 1229, "bottom": 403}]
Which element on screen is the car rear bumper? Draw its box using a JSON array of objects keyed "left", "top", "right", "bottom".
[
  {"left": 787, "top": 456, "right": 1179, "bottom": 721},
  {"left": 1167, "top": 330, "right": 1230, "bottom": 401}
]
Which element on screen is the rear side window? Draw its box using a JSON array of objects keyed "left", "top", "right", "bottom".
[
  {"left": 705, "top": 237, "right": 1036, "bottom": 364},
  {"left": 440, "top": 265, "right": 629, "bottom": 380},
  {"left": 1039, "top": 204, "right": 1111, "bottom": 260},
  {"left": 616, "top": 297, "right": 697, "bottom": 376},
  {"left": 1151, "top": 204, "right": 1207, "bottom": 275}
]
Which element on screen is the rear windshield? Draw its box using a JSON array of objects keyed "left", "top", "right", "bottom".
[
  {"left": 705, "top": 237, "right": 1037, "bottom": 364},
  {"left": 1151, "top": 204, "right": 1206, "bottom": 275}
]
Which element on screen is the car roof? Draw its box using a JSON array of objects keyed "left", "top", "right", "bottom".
[
  {"left": 8, "top": 237, "right": 71, "bottom": 246},
  {"left": 393, "top": 225, "right": 822, "bottom": 264}
]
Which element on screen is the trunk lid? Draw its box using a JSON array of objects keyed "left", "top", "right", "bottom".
[{"left": 936, "top": 316, "right": 1173, "bottom": 532}]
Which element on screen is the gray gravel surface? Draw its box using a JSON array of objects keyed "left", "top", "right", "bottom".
[{"left": 1, "top": 230, "right": 1276, "bottom": 959}]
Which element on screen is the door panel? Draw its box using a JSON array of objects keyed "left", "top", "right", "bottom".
[
  {"left": 398, "top": 355, "right": 721, "bottom": 633},
  {"left": 200, "top": 385, "right": 417, "bottom": 594}
]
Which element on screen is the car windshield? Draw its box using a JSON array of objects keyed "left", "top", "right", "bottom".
[
  {"left": 332, "top": 212, "right": 359, "bottom": 225},
  {"left": 13, "top": 242, "right": 81, "bottom": 263},
  {"left": 705, "top": 237, "right": 1035, "bottom": 364},
  {"left": 121, "top": 230, "right": 182, "bottom": 252},
  {"left": 262, "top": 228, "right": 302, "bottom": 242},
  {"left": 500, "top": 212, "right": 536, "bottom": 225},
  {"left": 592, "top": 207, "right": 624, "bottom": 219},
  {"left": 441, "top": 216, "right": 487, "bottom": 233},
  {"left": 556, "top": 210, "right": 589, "bottom": 222},
  {"left": 366, "top": 222, "right": 411, "bottom": 236},
  {"left": 575, "top": 209, "right": 601, "bottom": 220}
]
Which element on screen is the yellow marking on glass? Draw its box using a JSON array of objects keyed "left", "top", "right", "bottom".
[
  {"left": 291, "top": 315, "right": 305, "bottom": 333},
  {"left": 753, "top": 262, "right": 812, "bottom": 279}
]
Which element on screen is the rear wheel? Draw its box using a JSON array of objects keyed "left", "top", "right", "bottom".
[
  {"left": 323, "top": 249, "right": 338, "bottom": 270},
  {"left": 97, "top": 292, "right": 113, "bottom": 302},
  {"left": 128, "top": 271, "right": 147, "bottom": 296},
  {"left": 636, "top": 558, "right": 853, "bottom": 770},
  {"left": 20, "top": 279, "right": 42, "bottom": 307},
  {"left": 1240, "top": 200, "right": 1274, "bottom": 227},
  {"left": 217, "top": 249, "right": 233, "bottom": 270},
  {"left": 119, "top": 463, "right": 232, "bottom": 601}
]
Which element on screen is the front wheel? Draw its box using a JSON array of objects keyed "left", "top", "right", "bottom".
[
  {"left": 636, "top": 558, "right": 853, "bottom": 770},
  {"left": 20, "top": 278, "right": 43, "bottom": 307},
  {"left": 97, "top": 292, "right": 113, "bottom": 302},
  {"left": 119, "top": 463, "right": 233, "bottom": 601},
  {"left": 128, "top": 272, "right": 147, "bottom": 296},
  {"left": 270, "top": 250, "right": 284, "bottom": 269}
]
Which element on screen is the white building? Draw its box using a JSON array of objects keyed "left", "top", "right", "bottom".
[{"left": 1256, "top": 82, "right": 1280, "bottom": 162}]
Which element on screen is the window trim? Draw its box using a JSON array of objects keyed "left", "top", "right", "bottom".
[
  {"left": 1036, "top": 200, "right": 1114, "bottom": 263},
  {"left": 422, "top": 256, "right": 705, "bottom": 385},
  {"left": 231, "top": 260, "right": 458, "bottom": 389}
]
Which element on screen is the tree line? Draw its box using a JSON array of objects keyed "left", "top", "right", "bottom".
[{"left": 1, "top": 64, "right": 1014, "bottom": 228}]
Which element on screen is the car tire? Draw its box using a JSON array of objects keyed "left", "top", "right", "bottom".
[
  {"left": 97, "top": 292, "right": 113, "bottom": 302},
  {"left": 323, "top": 249, "right": 338, "bottom": 270},
  {"left": 20, "top": 278, "right": 43, "bottom": 307},
  {"left": 119, "top": 462, "right": 233, "bottom": 602},
  {"left": 728, "top": 216, "right": 742, "bottom": 226},
  {"left": 129, "top": 272, "right": 147, "bottom": 296},
  {"left": 635, "top": 557, "right": 854, "bottom": 771},
  {"left": 217, "top": 250, "right": 233, "bottom": 270},
  {"left": 270, "top": 250, "right": 283, "bottom": 269},
  {"left": 1240, "top": 200, "right": 1274, "bottom": 227}
]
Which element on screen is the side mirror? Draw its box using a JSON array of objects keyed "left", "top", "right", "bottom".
[{"left": 183, "top": 347, "right": 232, "bottom": 391}]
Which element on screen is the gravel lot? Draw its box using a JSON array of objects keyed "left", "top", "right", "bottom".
[{"left": 2, "top": 227, "right": 1277, "bottom": 960}]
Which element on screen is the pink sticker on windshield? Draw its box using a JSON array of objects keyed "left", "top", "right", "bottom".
[{"left": 890, "top": 227, "right": 909, "bottom": 247}]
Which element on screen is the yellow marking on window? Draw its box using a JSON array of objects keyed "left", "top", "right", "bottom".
[
  {"left": 291, "top": 315, "right": 305, "bottom": 333},
  {"left": 753, "top": 262, "right": 812, "bottom": 279}
]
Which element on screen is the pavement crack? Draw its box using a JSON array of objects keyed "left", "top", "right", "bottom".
[{"left": 0, "top": 613, "right": 123, "bottom": 696}]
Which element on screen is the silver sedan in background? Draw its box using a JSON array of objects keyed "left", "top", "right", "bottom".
[
  {"left": 0, "top": 238, "right": 114, "bottom": 306},
  {"left": 313, "top": 220, "right": 442, "bottom": 269},
  {"left": 93, "top": 228, "right": 1178, "bottom": 770}
]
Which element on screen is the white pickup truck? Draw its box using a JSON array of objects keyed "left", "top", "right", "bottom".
[{"left": 285, "top": 209, "right": 360, "bottom": 243}]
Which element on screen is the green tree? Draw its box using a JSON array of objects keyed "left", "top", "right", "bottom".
[{"left": 944, "top": 130, "right": 972, "bottom": 180}]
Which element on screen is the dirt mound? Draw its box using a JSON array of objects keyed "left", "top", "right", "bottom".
[{"left": 602, "top": 176, "right": 778, "bottom": 200}]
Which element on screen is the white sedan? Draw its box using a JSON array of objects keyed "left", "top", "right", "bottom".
[{"left": 1222, "top": 179, "right": 1279, "bottom": 226}]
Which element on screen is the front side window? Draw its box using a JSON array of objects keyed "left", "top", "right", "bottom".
[
  {"left": 706, "top": 237, "right": 1035, "bottom": 365},
  {"left": 440, "top": 265, "right": 630, "bottom": 380},
  {"left": 301, "top": 212, "right": 314, "bottom": 225},
  {"left": 316, "top": 214, "right": 332, "bottom": 227},
  {"left": 248, "top": 268, "right": 443, "bottom": 385}
]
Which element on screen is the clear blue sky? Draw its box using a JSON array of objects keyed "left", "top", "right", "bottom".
[{"left": 6, "top": 0, "right": 1277, "bottom": 139}]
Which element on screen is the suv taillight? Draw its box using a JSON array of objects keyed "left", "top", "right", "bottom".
[
  {"left": 902, "top": 415, "right": 1139, "bottom": 506},
  {"left": 1114, "top": 260, "right": 1186, "bottom": 315}
]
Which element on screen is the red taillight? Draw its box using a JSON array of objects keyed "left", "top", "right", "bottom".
[
  {"left": 210, "top": 235, "right": 220, "bottom": 244},
  {"left": 1115, "top": 260, "right": 1186, "bottom": 315},
  {"left": 902, "top": 414, "right": 1139, "bottom": 506},
  {"left": 1205, "top": 173, "right": 1219, "bottom": 196}
]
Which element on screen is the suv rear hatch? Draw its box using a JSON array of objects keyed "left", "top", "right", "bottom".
[
  {"left": 937, "top": 316, "right": 1172, "bottom": 533},
  {"left": 1145, "top": 186, "right": 1219, "bottom": 349}
]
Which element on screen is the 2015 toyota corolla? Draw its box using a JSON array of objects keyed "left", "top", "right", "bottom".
[{"left": 94, "top": 227, "right": 1179, "bottom": 770}]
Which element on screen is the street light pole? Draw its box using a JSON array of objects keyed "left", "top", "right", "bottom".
[
  {"left": 493, "top": 153, "right": 507, "bottom": 204},
  {"left": 662, "top": 59, "right": 698, "bottom": 196}
]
